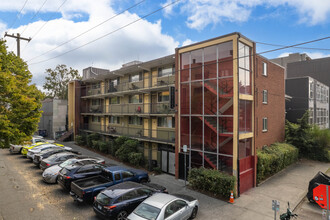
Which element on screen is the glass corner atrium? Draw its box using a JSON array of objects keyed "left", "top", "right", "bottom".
[{"left": 179, "top": 39, "right": 253, "bottom": 176}]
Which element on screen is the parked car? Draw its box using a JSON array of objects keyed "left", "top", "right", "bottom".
[
  {"left": 33, "top": 147, "right": 73, "bottom": 167},
  {"left": 58, "top": 163, "right": 108, "bottom": 190},
  {"left": 27, "top": 144, "right": 71, "bottom": 160},
  {"left": 70, "top": 166, "right": 150, "bottom": 203},
  {"left": 21, "top": 142, "right": 63, "bottom": 156},
  {"left": 9, "top": 136, "right": 45, "bottom": 154},
  {"left": 39, "top": 152, "right": 77, "bottom": 170},
  {"left": 92, "top": 182, "right": 167, "bottom": 220},
  {"left": 127, "top": 193, "right": 199, "bottom": 220},
  {"left": 42, "top": 156, "right": 105, "bottom": 184}
]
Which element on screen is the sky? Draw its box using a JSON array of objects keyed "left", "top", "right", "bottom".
[{"left": 0, "top": 0, "right": 330, "bottom": 90}]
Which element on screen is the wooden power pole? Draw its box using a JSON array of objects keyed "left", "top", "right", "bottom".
[{"left": 4, "top": 32, "right": 31, "bottom": 57}]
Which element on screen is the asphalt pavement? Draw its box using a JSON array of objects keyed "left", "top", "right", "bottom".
[{"left": 1, "top": 140, "right": 329, "bottom": 220}]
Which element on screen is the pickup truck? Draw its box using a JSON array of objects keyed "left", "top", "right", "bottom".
[{"left": 70, "top": 166, "right": 149, "bottom": 203}]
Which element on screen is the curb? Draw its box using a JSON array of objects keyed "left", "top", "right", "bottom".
[{"left": 292, "top": 191, "right": 307, "bottom": 212}]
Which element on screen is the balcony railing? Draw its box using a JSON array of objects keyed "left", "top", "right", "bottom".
[
  {"left": 81, "top": 123, "right": 175, "bottom": 144},
  {"left": 84, "top": 74, "right": 175, "bottom": 97},
  {"left": 81, "top": 103, "right": 174, "bottom": 115}
]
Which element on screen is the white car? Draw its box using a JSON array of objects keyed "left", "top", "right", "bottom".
[
  {"left": 127, "top": 193, "right": 199, "bottom": 220},
  {"left": 42, "top": 156, "right": 105, "bottom": 183},
  {"left": 27, "top": 144, "right": 71, "bottom": 160},
  {"left": 9, "top": 136, "right": 45, "bottom": 154}
]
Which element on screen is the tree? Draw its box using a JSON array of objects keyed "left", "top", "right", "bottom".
[
  {"left": 0, "top": 40, "right": 44, "bottom": 148},
  {"left": 43, "top": 64, "right": 80, "bottom": 99}
]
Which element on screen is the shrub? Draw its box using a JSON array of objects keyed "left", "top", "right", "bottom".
[
  {"left": 92, "top": 140, "right": 100, "bottom": 150},
  {"left": 188, "top": 167, "right": 236, "bottom": 199},
  {"left": 257, "top": 143, "right": 298, "bottom": 183},
  {"left": 152, "top": 167, "right": 162, "bottom": 175},
  {"left": 99, "top": 141, "right": 111, "bottom": 153},
  {"left": 111, "top": 136, "right": 129, "bottom": 156},
  {"left": 75, "top": 134, "right": 86, "bottom": 146},
  {"left": 128, "top": 152, "right": 145, "bottom": 166},
  {"left": 115, "top": 139, "right": 140, "bottom": 162},
  {"left": 87, "top": 133, "right": 100, "bottom": 148}
]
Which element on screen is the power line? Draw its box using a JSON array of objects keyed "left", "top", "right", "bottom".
[
  {"left": 27, "top": 0, "right": 181, "bottom": 65},
  {"left": 256, "top": 41, "right": 330, "bottom": 52},
  {"left": 27, "top": 0, "right": 146, "bottom": 63},
  {"left": 21, "top": 0, "right": 68, "bottom": 54},
  {"left": 20, "top": 0, "right": 49, "bottom": 35},
  {"left": 7, "top": 0, "right": 29, "bottom": 30}
]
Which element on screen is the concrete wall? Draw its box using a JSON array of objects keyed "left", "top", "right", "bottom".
[{"left": 254, "top": 56, "right": 285, "bottom": 149}]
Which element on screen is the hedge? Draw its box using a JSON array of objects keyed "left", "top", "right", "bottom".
[
  {"left": 188, "top": 167, "right": 236, "bottom": 199},
  {"left": 257, "top": 143, "right": 299, "bottom": 184}
]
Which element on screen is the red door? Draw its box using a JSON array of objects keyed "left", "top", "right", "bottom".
[{"left": 239, "top": 156, "right": 254, "bottom": 194}]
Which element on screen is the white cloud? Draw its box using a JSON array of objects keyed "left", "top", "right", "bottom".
[
  {"left": 181, "top": 39, "right": 195, "bottom": 47},
  {"left": 277, "top": 52, "right": 291, "bottom": 58},
  {"left": 304, "top": 52, "right": 330, "bottom": 59},
  {"left": 0, "top": 0, "right": 179, "bottom": 87},
  {"left": 167, "top": 0, "right": 330, "bottom": 30}
]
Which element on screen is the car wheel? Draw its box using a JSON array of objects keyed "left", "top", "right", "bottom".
[
  {"left": 140, "top": 179, "right": 148, "bottom": 183},
  {"left": 116, "top": 210, "right": 128, "bottom": 220},
  {"left": 190, "top": 206, "right": 198, "bottom": 219}
]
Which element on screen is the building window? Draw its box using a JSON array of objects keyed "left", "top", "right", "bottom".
[
  {"left": 158, "top": 91, "right": 170, "bottom": 102},
  {"left": 110, "top": 97, "right": 120, "bottom": 104},
  {"left": 262, "top": 90, "right": 268, "bottom": 104},
  {"left": 92, "top": 82, "right": 100, "bottom": 89},
  {"left": 262, "top": 62, "right": 267, "bottom": 76},
  {"left": 109, "top": 116, "right": 120, "bottom": 124},
  {"left": 92, "top": 116, "right": 100, "bottom": 123},
  {"left": 128, "top": 116, "right": 142, "bottom": 125},
  {"left": 158, "top": 66, "right": 174, "bottom": 77},
  {"left": 92, "top": 99, "right": 100, "bottom": 105},
  {"left": 157, "top": 117, "right": 175, "bottom": 128},
  {"left": 309, "top": 81, "right": 314, "bottom": 99},
  {"left": 129, "top": 94, "right": 142, "bottom": 103},
  {"left": 262, "top": 117, "right": 268, "bottom": 132},
  {"left": 129, "top": 72, "right": 142, "bottom": 82}
]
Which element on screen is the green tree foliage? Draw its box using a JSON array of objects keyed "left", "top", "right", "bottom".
[
  {"left": 0, "top": 40, "right": 43, "bottom": 148},
  {"left": 43, "top": 64, "right": 80, "bottom": 99}
]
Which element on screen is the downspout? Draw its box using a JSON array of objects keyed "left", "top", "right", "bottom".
[{"left": 237, "top": 33, "right": 241, "bottom": 197}]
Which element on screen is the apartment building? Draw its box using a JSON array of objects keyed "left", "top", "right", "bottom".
[
  {"left": 69, "top": 32, "right": 285, "bottom": 195},
  {"left": 286, "top": 77, "right": 329, "bottom": 129},
  {"left": 69, "top": 55, "right": 176, "bottom": 174}
]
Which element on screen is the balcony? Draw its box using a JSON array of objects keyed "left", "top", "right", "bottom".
[
  {"left": 81, "top": 103, "right": 175, "bottom": 116},
  {"left": 82, "top": 75, "right": 175, "bottom": 98},
  {"left": 81, "top": 123, "right": 175, "bottom": 145}
]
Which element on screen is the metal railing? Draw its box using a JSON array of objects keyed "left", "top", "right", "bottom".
[
  {"left": 81, "top": 123, "right": 175, "bottom": 143},
  {"left": 81, "top": 103, "right": 175, "bottom": 115},
  {"left": 84, "top": 75, "right": 175, "bottom": 97}
]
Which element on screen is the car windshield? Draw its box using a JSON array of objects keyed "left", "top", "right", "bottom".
[
  {"left": 59, "top": 159, "right": 76, "bottom": 168},
  {"left": 133, "top": 203, "right": 161, "bottom": 220},
  {"left": 96, "top": 193, "right": 112, "bottom": 205}
]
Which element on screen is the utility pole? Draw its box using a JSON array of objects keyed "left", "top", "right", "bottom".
[{"left": 4, "top": 32, "right": 31, "bottom": 57}]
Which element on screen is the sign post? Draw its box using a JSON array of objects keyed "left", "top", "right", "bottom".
[
  {"left": 183, "top": 145, "right": 187, "bottom": 187},
  {"left": 272, "top": 200, "right": 280, "bottom": 220}
]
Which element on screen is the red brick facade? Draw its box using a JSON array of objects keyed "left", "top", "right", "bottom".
[{"left": 254, "top": 55, "right": 285, "bottom": 150}]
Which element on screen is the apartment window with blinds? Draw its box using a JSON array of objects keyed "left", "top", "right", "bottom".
[
  {"left": 110, "top": 97, "right": 120, "bottom": 104},
  {"left": 129, "top": 94, "right": 142, "bottom": 103},
  {"left": 129, "top": 72, "right": 142, "bottom": 82},
  {"left": 109, "top": 116, "right": 120, "bottom": 124},
  {"left": 262, "top": 62, "right": 267, "bottom": 76},
  {"left": 262, "top": 90, "right": 268, "bottom": 104},
  {"left": 128, "top": 116, "right": 142, "bottom": 125},
  {"left": 158, "top": 91, "right": 170, "bottom": 102},
  {"left": 158, "top": 66, "right": 174, "bottom": 77},
  {"left": 262, "top": 117, "right": 268, "bottom": 132},
  {"left": 92, "top": 116, "right": 100, "bottom": 123},
  {"left": 157, "top": 117, "right": 175, "bottom": 128}
]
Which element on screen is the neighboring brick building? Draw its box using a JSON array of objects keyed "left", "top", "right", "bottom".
[{"left": 254, "top": 55, "right": 285, "bottom": 150}]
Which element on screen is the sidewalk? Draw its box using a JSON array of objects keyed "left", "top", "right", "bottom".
[{"left": 59, "top": 141, "right": 329, "bottom": 220}]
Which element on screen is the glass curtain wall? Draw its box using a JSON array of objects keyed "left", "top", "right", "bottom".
[{"left": 180, "top": 41, "right": 234, "bottom": 174}]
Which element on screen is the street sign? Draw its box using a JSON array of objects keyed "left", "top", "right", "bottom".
[
  {"left": 272, "top": 200, "right": 280, "bottom": 211},
  {"left": 183, "top": 145, "right": 187, "bottom": 153},
  {"left": 314, "top": 184, "right": 330, "bottom": 209}
]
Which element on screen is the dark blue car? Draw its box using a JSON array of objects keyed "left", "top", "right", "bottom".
[
  {"left": 58, "top": 163, "right": 107, "bottom": 190},
  {"left": 93, "top": 181, "right": 167, "bottom": 220}
]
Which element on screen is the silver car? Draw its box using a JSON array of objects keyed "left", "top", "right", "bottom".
[
  {"left": 42, "top": 156, "right": 105, "bottom": 183},
  {"left": 27, "top": 144, "right": 70, "bottom": 160},
  {"left": 9, "top": 136, "right": 45, "bottom": 154},
  {"left": 127, "top": 193, "right": 199, "bottom": 220}
]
